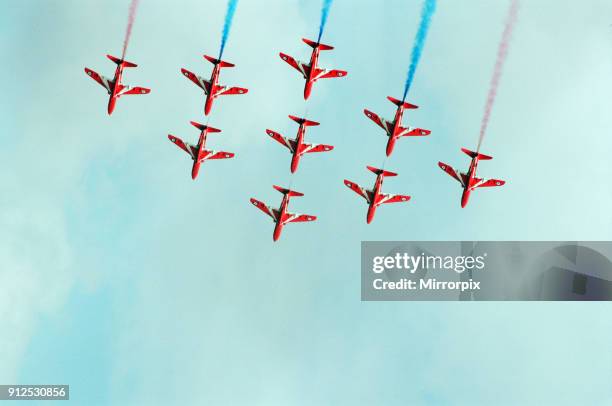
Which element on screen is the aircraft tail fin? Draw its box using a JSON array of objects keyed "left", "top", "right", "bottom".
[
  {"left": 461, "top": 148, "right": 492, "bottom": 160},
  {"left": 387, "top": 96, "right": 418, "bottom": 110},
  {"left": 302, "top": 38, "right": 334, "bottom": 51},
  {"left": 367, "top": 165, "right": 397, "bottom": 177},
  {"left": 190, "top": 121, "right": 221, "bottom": 133},
  {"left": 204, "top": 55, "right": 235, "bottom": 68},
  {"left": 107, "top": 54, "right": 137, "bottom": 67},
  {"left": 289, "top": 115, "right": 320, "bottom": 127},
  {"left": 273, "top": 185, "right": 304, "bottom": 197}
]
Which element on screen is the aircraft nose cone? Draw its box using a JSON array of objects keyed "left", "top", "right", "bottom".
[
  {"left": 204, "top": 98, "right": 213, "bottom": 115},
  {"left": 386, "top": 140, "right": 395, "bottom": 156},
  {"left": 366, "top": 205, "right": 376, "bottom": 224},
  {"left": 461, "top": 189, "right": 470, "bottom": 208},
  {"left": 107, "top": 98, "right": 116, "bottom": 115},
  {"left": 273, "top": 225, "right": 282, "bottom": 241},
  {"left": 304, "top": 83, "right": 312, "bottom": 100}
]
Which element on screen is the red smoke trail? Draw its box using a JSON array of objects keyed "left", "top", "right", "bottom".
[
  {"left": 477, "top": 0, "right": 519, "bottom": 152},
  {"left": 121, "top": 0, "right": 140, "bottom": 60}
]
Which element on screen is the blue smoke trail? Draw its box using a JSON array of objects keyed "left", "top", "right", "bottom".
[
  {"left": 218, "top": 0, "right": 239, "bottom": 60},
  {"left": 317, "top": 0, "right": 334, "bottom": 43},
  {"left": 402, "top": 0, "right": 437, "bottom": 101}
]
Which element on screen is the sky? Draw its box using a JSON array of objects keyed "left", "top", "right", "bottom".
[{"left": 1, "top": 0, "right": 612, "bottom": 404}]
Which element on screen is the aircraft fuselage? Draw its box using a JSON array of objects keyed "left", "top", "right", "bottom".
[
  {"left": 190, "top": 131, "right": 209, "bottom": 180},
  {"left": 107, "top": 65, "right": 125, "bottom": 115},
  {"left": 366, "top": 174, "right": 384, "bottom": 224},
  {"left": 304, "top": 47, "right": 321, "bottom": 100},
  {"left": 272, "top": 195, "right": 291, "bottom": 241},
  {"left": 461, "top": 157, "right": 480, "bottom": 208},
  {"left": 204, "top": 64, "right": 221, "bottom": 115},
  {"left": 385, "top": 106, "right": 407, "bottom": 156},
  {"left": 290, "top": 124, "right": 307, "bottom": 173}
]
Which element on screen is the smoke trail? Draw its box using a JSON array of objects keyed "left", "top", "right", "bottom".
[
  {"left": 218, "top": 0, "right": 239, "bottom": 60},
  {"left": 402, "top": 0, "right": 437, "bottom": 101},
  {"left": 121, "top": 0, "right": 140, "bottom": 60},
  {"left": 477, "top": 0, "right": 519, "bottom": 151},
  {"left": 317, "top": 0, "right": 333, "bottom": 43}
]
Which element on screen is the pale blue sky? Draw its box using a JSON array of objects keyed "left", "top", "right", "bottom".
[{"left": 1, "top": 0, "right": 612, "bottom": 405}]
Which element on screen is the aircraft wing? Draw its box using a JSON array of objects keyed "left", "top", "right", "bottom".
[
  {"left": 364, "top": 110, "right": 393, "bottom": 135},
  {"left": 279, "top": 53, "right": 310, "bottom": 78},
  {"left": 438, "top": 162, "right": 464, "bottom": 186},
  {"left": 216, "top": 86, "right": 248, "bottom": 96},
  {"left": 316, "top": 69, "right": 348, "bottom": 80},
  {"left": 266, "top": 130, "right": 296, "bottom": 152},
  {"left": 84, "top": 68, "right": 113, "bottom": 93},
  {"left": 250, "top": 198, "right": 279, "bottom": 221},
  {"left": 302, "top": 143, "right": 334, "bottom": 153},
  {"left": 117, "top": 86, "right": 151, "bottom": 96},
  {"left": 168, "top": 135, "right": 197, "bottom": 159},
  {"left": 398, "top": 126, "right": 430, "bottom": 137},
  {"left": 201, "top": 151, "right": 234, "bottom": 161},
  {"left": 284, "top": 213, "right": 317, "bottom": 224},
  {"left": 474, "top": 178, "right": 505, "bottom": 188},
  {"left": 344, "top": 180, "right": 373, "bottom": 203},
  {"left": 378, "top": 193, "right": 411, "bottom": 204},
  {"left": 181, "top": 68, "right": 211, "bottom": 94}
]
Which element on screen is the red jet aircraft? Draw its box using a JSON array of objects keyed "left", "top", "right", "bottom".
[
  {"left": 84, "top": 54, "right": 150, "bottom": 115},
  {"left": 250, "top": 185, "right": 317, "bottom": 241},
  {"left": 280, "top": 38, "right": 347, "bottom": 100},
  {"left": 181, "top": 55, "right": 248, "bottom": 116},
  {"left": 438, "top": 148, "right": 505, "bottom": 208},
  {"left": 168, "top": 121, "right": 234, "bottom": 180},
  {"left": 266, "top": 115, "right": 334, "bottom": 173},
  {"left": 364, "top": 96, "right": 431, "bottom": 156},
  {"left": 344, "top": 166, "right": 411, "bottom": 224}
]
